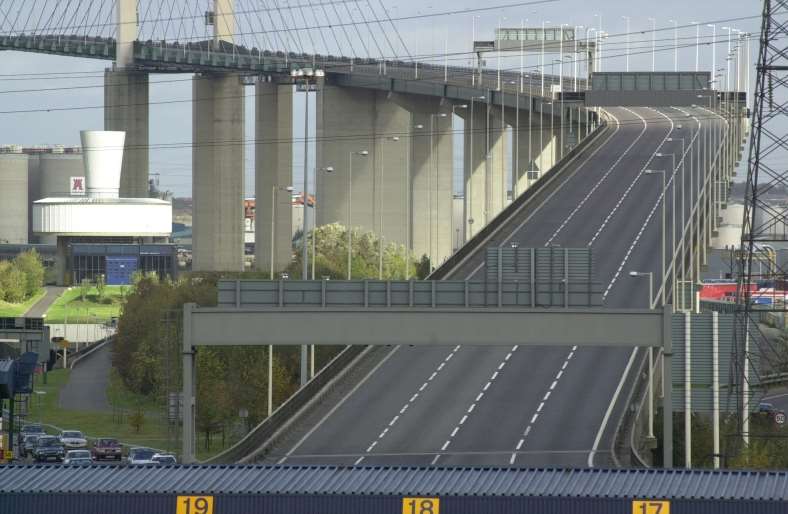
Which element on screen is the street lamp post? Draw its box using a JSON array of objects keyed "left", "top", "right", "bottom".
[
  {"left": 312, "top": 166, "right": 335, "bottom": 279},
  {"left": 656, "top": 153, "right": 677, "bottom": 309},
  {"left": 667, "top": 136, "right": 688, "bottom": 308},
  {"left": 645, "top": 170, "right": 667, "bottom": 307},
  {"left": 379, "top": 137, "right": 400, "bottom": 279},
  {"left": 669, "top": 19, "right": 678, "bottom": 71},
  {"left": 541, "top": 21, "right": 550, "bottom": 97},
  {"left": 630, "top": 270, "right": 656, "bottom": 441},
  {"left": 290, "top": 67, "right": 325, "bottom": 281},
  {"left": 468, "top": 96, "right": 485, "bottom": 240},
  {"left": 691, "top": 22, "right": 700, "bottom": 72},
  {"left": 648, "top": 18, "right": 656, "bottom": 72},
  {"left": 707, "top": 24, "right": 717, "bottom": 89},
  {"left": 347, "top": 150, "right": 369, "bottom": 280},
  {"left": 622, "top": 16, "right": 630, "bottom": 72},
  {"left": 270, "top": 185, "right": 294, "bottom": 280}
]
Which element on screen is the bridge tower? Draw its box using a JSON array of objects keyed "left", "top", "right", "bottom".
[
  {"left": 192, "top": 0, "right": 246, "bottom": 272},
  {"left": 104, "top": 0, "right": 149, "bottom": 198}
]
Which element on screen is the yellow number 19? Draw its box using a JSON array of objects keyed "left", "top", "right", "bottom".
[{"left": 177, "top": 495, "right": 214, "bottom": 514}]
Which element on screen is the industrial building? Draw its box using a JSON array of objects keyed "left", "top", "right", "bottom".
[{"left": 0, "top": 132, "right": 173, "bottom": 285}]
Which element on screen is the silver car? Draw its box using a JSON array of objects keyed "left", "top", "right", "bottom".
[
  {"left": 63, "top": 449, "right": 92, "bottom": 466},
  {"left": 58, "top": 430, "right": 87, "bottom": 449}
]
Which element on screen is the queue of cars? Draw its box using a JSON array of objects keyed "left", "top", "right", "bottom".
[{"left": 17, "top": 424, "right": 176, "bottom": 465}]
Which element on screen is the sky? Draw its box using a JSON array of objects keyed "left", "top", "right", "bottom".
[{"left": 0, "top": 0, "right": 762, "bottom": 198}]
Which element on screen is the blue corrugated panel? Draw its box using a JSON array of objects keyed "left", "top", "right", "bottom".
[{"left": 1, "top": 466, "right": 788, "bottom": 501}]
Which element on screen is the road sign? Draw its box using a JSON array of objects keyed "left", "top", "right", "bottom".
[
  {"left": 402, "top": 497, "right": 439, "bottom": 514},
  {"left": 632, "top": 500, "right": 670, "bottom": 514},
  {"left": 58, "top": 339, "right": 69, "bottom": 349},
  {"left": 176, "top": 495, "right": 213, "bottom": 514},
  {"left": 775, "top": 412, "right": 786, "bottom": 425}
]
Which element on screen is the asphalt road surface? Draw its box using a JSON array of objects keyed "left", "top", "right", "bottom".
[
  {"left": 270, "top": 105, "right": 727, "bottom": 468},
  {"left": 59, "top": 341, "right": 112, "bottom": 412}
]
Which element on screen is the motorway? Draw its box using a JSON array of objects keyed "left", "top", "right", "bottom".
[{"left": 267, "top": 105, "right": 727, "bottom": 468}]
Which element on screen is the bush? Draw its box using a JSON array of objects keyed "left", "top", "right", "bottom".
[
  {"left": 0, "top": 262, "right": 26, "bottom": 303},
  {"left": 13, "top": 250, "right": 44, "bottom": 298}
]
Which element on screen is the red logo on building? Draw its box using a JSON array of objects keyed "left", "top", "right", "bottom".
[{"left": 70, "top": 176, "right": 85, "bottom": 195}]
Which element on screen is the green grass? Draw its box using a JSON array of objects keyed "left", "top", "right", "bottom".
[
  {"left": 0, "top": 289, "right": 45, "bottom": 317},
  {"left": 27, "top": 368, "right": 233, "bottom": 460},
  {"left": 44, "top": 286, "right": 126, "bottom": 324},
  {"left": 27, "top": 368, "right": 177, "bottom": 453}
]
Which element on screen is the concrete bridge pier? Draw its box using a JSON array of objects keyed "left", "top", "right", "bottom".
[
  {"left": 104, "top": 70, "right": 149, "bottom": 197},
  {"left": 316, "top": 87, "right": 413, "bottom": 263},
  {"left": 395, "top": 95, "right": 453, "bottom": 267},
  {"left": 192, "top": 73, "right": 245, "bottom": 272},
  {"left": 255, "top": 80, "right": 294, "bottom": 275},
  {"left": 460, "top": 102, "right": 507, "bottom": 240},
  {"left": 507, "top": 108, "right": 567, "bottom": 199},
  {"left": 104, "top": 0, "right": 148, "bottom": 197}
]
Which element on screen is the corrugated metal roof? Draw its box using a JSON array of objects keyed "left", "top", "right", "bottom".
[{"left": 2, "top": 466, "right": 788, "bottom": 500}]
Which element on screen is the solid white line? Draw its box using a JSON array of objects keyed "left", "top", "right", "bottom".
[
  {"left": 278, "top": 346, "right": 400, "bottom": 463},
  {"left": 587, "top": 347, "right": 639, "bottom": 468}
]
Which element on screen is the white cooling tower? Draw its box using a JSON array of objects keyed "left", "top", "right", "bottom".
[{"left": 80, "top": 130, "right": 125, "bottom": 199}]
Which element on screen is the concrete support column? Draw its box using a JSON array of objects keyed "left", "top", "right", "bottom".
[
  {"left": 507, "top": 110, "right": 554, "bottom": 195},
  {"left": 104, "top": 70, "right": 149, "bottom": 198},
  {"left": 401, "top": 97, "right": 453, "bottom": 266},
  {"left": 462, "top": 104, "right": 486, "bottom": 240},
  {"left": 487, "top": 106, "right": 507, "bottom": 220},
  {"left": 316, "top": 87, "right": 416, "bottom": 253},
  {"left": 192, "top": 73, "right": 245, "bottom": 272},
  {"left": 256, "top": 81, "right": 293, "bottom": 275}
]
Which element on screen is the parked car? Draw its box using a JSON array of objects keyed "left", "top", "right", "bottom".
[
  {"left": 63, "top": 450, "right": 92, "bottom": 466},
  {"left": 91, "top": 437, "right": 122, "bottom": 461},
  {"left": 151, "top": 453, "right": 177, "bottom": 465},
  {"left": 33, "top": 436, "right": 65, "bottom": 462},
  {"left": 126, "top": 447, "right": 156, "bottom": 465},
  {"left": 18, "top": 424, "right": 45, "bottom": 446},
  {"left": 58, "top": 430, "right": 87, "bottom": 449},
  {"left": 22, "top": 434, "right": 40, "bottom": 458}
]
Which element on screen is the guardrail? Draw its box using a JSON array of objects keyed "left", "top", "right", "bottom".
[{"left": 203, "top": 344, "right": 369, "bottom": 464}]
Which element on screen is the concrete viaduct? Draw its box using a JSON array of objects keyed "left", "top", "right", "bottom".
[{"left": 1, "top": 0, "right": 585, "bottom": 273}]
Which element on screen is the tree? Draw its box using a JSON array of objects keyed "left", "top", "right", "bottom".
[
  {"left": 95, "top": 274, "right": 106, "bottom": 302},
  {"left": 286, "top": 223, "right": 418, "bottom": 280},
  {"left": 79, "top": 278, "right": 91, "bottom": 302},
  {"left": 0, "top": 263, "right": 26, "bottom": 303},
  {"left": 13, "top": 250, "right": 44, "bottom": 298}
]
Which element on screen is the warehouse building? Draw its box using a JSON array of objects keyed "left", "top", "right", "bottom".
[{"left": 0, "top": 465, "right": 786, "bottom": 514}]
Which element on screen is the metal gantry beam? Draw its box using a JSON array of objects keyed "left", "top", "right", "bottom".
[{"left": 181, "top": 303, "right": 675, "bottom": 467}]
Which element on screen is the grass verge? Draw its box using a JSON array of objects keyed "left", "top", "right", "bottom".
[
  {"left": 26, "top": 367, "right": 232, "bottom": 460},
  {"left": 44, "top": 286, "right": 126, "bottom": 324},
  {"left": 0, "top": 289, "right": 45, "bottom": 317}
]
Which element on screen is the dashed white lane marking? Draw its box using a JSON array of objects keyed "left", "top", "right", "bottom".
[
  {"left": 550, "top": 380, "right": 558, "bottom": 390},
  {"left": 545, "top": 109, "right": 649, "bottom": 246},
  {"left": 556, "top": 370, "right": 563, "bottom": 380},
  {"left": 431, "top": 346, "right": 520, "bottom": 465},
  {"left": 543, "top": 391, "right": 551, "bottom": 401},
  {"left": 531, "top": 413, "right": 539, "bottom": 424},
  {"left": 537, "top": 402, "right": 544, "bottom": 412},
  {"left": 356, "top": 345, "right": 461, "bottom": 465},
  {"left": 602, "top": 108, "right": 704, "bottom": 300}
]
